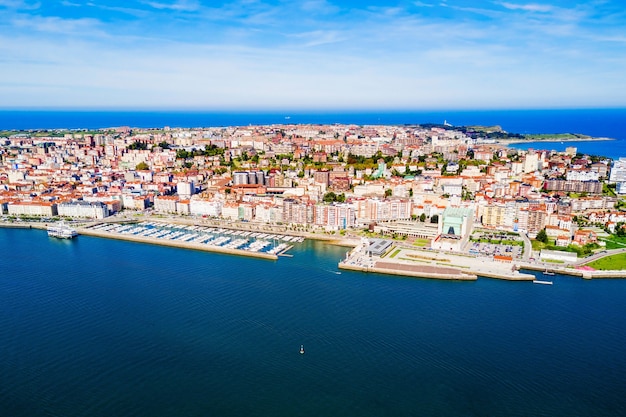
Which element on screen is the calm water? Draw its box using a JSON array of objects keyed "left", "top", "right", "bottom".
[
  {"left": 508, "top": 139, "right": 626, "bottom": 159},
  {"left": 1, "top": 108, "right": 625, "bottom": 138},
  {"left": 1, "top": 228, "right": 626, "bottom": 416}
]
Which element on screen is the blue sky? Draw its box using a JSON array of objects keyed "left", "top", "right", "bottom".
[{"left": 0, "top": 0, "right": 625, "bottom": 110}]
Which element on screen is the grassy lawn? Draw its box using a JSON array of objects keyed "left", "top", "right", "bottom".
[
  {"left": 603, "top": 183, "right": 616, "bottom": 197},
  {"left": 389, "top": 249, "right": 401, "bottom": 258},
  {"left": 599, "top": 236, "right": 626, "bottom": 250},
  {"left": 586, "top": 253, "right": 626, "bottom": 270},
  {"left": 531, "top": 240, "right": 547, "bottom": 251},
  {"left": 412, "top": 238, "right": 430, "bottom": 247},
  {"left": 523, "top": 133, "right": 590, "bottom": 140}
]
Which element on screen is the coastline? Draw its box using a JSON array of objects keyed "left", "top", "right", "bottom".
[
  {"left": 4, "top": 221, "right": 626, "bottom": 280},
  {"left": 338, "top": 261, "right": 478, "bottom": 281},
  {"left": 2, "top": 221, "right": 279, "bottom": 261}
]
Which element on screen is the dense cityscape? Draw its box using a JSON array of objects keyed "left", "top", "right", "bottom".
[{"left": 2, "top": 123, "right": 625, "bottom": 276}]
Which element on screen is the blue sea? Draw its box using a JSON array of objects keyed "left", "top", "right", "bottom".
[
  {"left": 2, "top": 108, "right": 625, "bottom": 158},
  {"left": 1, "top": 228, "right": 626, "bottom": 416}
]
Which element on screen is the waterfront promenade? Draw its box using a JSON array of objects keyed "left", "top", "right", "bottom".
[
  {"left": 3, "top": 219, "right": 626, "bottom": 281},
  {"left": 339, "top": 242, "right": 535, "bottom": 281}
]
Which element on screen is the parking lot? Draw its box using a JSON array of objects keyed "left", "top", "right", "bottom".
[
  {"left": 468, "top": 241, "right": 523, "bottom": 258},
  {"left": 467, "top": 232, "right": 525, "bottom": 259}
]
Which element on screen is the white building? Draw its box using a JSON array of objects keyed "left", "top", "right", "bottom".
[
  {"left": 609, "top": 157, "right": 626, "bottom": 183},
  {"left": 221, "top": 202, "right": 240, "bottom": 220},
  {"left": 177, "top": 181, "right": 195, "bottom": 198},
  {"left": 523, "top": 152, "right": 539, "bottom": 173},
  {"left": 154, "top": 195, "right": 179, "bottom": 213},
  {"left": 255, "top": 203, "right": 283, "bottom": 223},
  {"left": 190, "top": 198, "right": 222, "bottom": 217},
  {"left": 566, "top": 171, "right": 599, "bottom": 182},
  {"left": 57, "top": 201, "right": 109, "bottom": 219},
  {"left": 7, "top": 201, "right": 57, "bottom": 217}
]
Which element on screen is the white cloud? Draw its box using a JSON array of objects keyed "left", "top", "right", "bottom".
[
  {"left": 11, "top": 15, "right": 105, "bottom": 36},
  {"left": 0, "top": 0, "right": 39, "bottom": 9},
  {"left": 290, "top": 30, "right": 346, "bottom": 47},
  {"left": 0, "top": 0, "right": 625, "bottom": 109},
  {"left": 499, "top": 2, "right": 554, "bottom": 13},
  {"left": 143, "top": 0, "right": 200, "bottom": 12},
  {"left": 413, "top": 1, "right": 435, "bottom": 7}
]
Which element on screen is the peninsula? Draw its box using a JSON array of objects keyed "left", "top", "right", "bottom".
[{"left": 1, "top": 122, "right": 625, "bottom": 280}]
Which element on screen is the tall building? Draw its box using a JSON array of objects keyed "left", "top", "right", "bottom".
[
  {"left": 439, "top": 207, "right": 474, "bottom": 237},
  {"left": 233, "top": 171, "right": 249, "bottom": 185},
  {"left": 609, "top": 158, "right": 626, "bottom": 183}
]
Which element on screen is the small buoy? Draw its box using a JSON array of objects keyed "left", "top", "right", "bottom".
[{"left": 300, "top": 345, "right": 305, "bottom": 354}]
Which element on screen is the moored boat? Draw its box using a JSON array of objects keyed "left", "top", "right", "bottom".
[{"left": 47, "top": 222, "right": 78, "bottom": 239}]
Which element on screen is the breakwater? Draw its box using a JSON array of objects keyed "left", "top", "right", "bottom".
[{"left": 339, "top": 261, "right": 478, "bottom": 281}]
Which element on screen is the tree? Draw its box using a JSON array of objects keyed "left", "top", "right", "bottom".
[
  {"left": 176, "top": 149, "right": 191, "bottom": 159},
  {"left": 430, "top": 214, "right": 439, "bottom": 224},
  {"left": 323, "top": 192, "right": 338, "bottom": 203},
  {"left": 536, "top": 228, "right": 549, "bottom": 243},
  {"left": 135, "top": 162, "right": 149, "bottom": 171},
  {"left": 385, "top": 189, "right": 393, "bottom": 198},
  {"left": 127, "top": 141, "right": 147, "bottom": 150},
  {"left": 419, "top": 213, "right": 426, "bottom": 222}
]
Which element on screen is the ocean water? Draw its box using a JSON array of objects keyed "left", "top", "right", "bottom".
[
  {"left": 1, "top": 228, "right": 626, "bottom": 416},
  {"left": 508, "top": 139, "right": 626, "bottom": 159},
  {"left": 1, "top": 108, "right": 625, "bottom": 138}
]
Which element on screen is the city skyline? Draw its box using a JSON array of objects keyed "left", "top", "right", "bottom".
[{"left": 1, "top": 0, "right": 625, "bottom": 110}]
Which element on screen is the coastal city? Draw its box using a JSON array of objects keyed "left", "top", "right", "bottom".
[{"left": 2, "top": 122, "right": 626, "bottom": 280}]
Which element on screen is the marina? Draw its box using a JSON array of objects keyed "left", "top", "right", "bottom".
[{"left": 82, "top": 221, "right": 305, "bottom": 259}]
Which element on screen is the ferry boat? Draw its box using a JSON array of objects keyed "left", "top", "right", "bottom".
[{"left": 47, "top": 222, "right": 78, "bottom": 239}]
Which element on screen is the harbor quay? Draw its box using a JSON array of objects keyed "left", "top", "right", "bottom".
[
  {"left": 81, "top": 219, "right": 313, "bottom": 260},
  {"left": 3, "top": 220, "right": 626, "bottom": 280},
  {"left": 78, "top": 226, "right": 279, "bottom": 261},
  {"left": 339, "top": 239, "right": 535, "bottom": 281}
]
